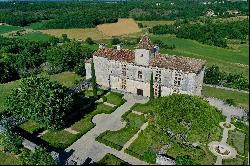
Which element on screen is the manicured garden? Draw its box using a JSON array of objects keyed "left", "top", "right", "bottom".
[
  {"left": 123, "top": 94, "right": 225, "bottom": 164},
  {"left": 97, "top": 153, "right": 129, "bottom": 165},
  {"left": 19, "top": 120, "right": 43, "bottom": 135},
  {"left": 96, "top": 111, "right": 146, "bottom": 150},
  {"left": 226, "top": 119, "right": 249, "bottom": 165}
]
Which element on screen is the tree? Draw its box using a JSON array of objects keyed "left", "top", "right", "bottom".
[
  {"left": 20, "top": 146, "right": 57, "bottom": 165},
  {"left": 61, "top": 34, "right": 70, "bottom": 42},
  {"left": 150, "top": 72, "right": 154, "bottom": 100},
  {"left": 74, "top": 60, "right": 86, "bottom": 77},
  {"left": 111, "top": 38, "right": 121, "bottom": 45},
  {"left": 6, "top": 76, "right": 73, "bottom": 129},
  {"left": 0, "top": 115, "right": 23, "bottom": 154},
  {"left": 91, "top": 61, "right": 97, "bottom": 98},
  {"left": 176, "top": 155, "right": 196, "bottom": 165},
  {"left": 85, "top": 37, "right": 95, "bottom": 45}
]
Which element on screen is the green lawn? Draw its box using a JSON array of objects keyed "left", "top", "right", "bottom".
[
  {"left": 0, "top": 151, "right": 22, "bottom": 165},
  {"left": 97, "top": 153, "right": 129, "bottom": 165},
  {"left": 223, "top": 157, "right": 244, "bottom": 165},
  {"left": 227, "top": 130, "right": 245, "bottom": 155},
  {"left": 49, "top": 71, "right": 84, "bottom": 88},
  {"left": 106, "top": 92, "right": 126, "bottom": 106},
  {"left": 71, "top": 103, "right": 117, "bottom": 134},
  {"left": 19, "top": 119, "right": 43, "bottom": 134},
  {"left": 41, "top": 130, "right": 80, "bottom": 149},
  {"left": 0, "top": 25, "right": 22, "bottom": 34},
  {"left": 84, "top": 88, "right": 104, "bottom": 97},
  {"left": 201, "top": 85, "right": 249, "bottom": 110},
  {"left": 18, "top": 32, "right": 53, "bottom": 42},
  {"left": 96, "top": 112, "right": 145, "bottom": 150}
]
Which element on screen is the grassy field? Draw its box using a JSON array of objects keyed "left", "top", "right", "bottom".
[
  {"left": 201, "top": 85, "right": 249, "bottom": 110},
  {"left": 148, "top": 34, "right": 249, "bottom": 78},
  {"left": 97, "top": 153, "right": 129, "bottom": 165},
  {"left": 97, "top": 18, "right": 141, "bottom": 37},
  {"left": 0, "top": 25, "right": 22, "bottom": 34},
  {"left": 18, "top": 32, "right": 53, "bottom": 42},
  {"left": 0, "top": 71, "right": 83, "bottom": 114},
  {"left": 136, "top": 20, "right": 175, "bottom": 28},
  {"left": 38, "top": 28, "right": 109, "bottom": 40},
  {"left": 49, "top": 71, "right": 84, "bottom": 88}
]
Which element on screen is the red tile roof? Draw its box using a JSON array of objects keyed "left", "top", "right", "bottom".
[
  {"left": 136, "top": 35, "right": 154, "bottom": 50},
  {"left": 150, "top": 54, "right": 206, "bottom": 73},
  {"left": 93, "top": 48, "right": 135, "bottom": 63}
]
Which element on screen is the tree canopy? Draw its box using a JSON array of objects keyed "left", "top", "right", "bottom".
[{"left": 6, "top": 76, "right": 73, "bottom": 129}]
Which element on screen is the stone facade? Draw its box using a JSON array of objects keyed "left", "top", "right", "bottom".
[{"left": 85, "top": 35, "right": 206, "bottom": 97}]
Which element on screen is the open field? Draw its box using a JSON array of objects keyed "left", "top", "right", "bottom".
[
  {"left": 97, "top": 18, "right": 141, "bottom": 37},
  {"left": 136, "top": 20, "right": 175, "bottom": 28},
  {"left": 148, "top": 34, "right": 249, "bottom": 78},
  {"left": 18, "top": 31, "right": 53, "bottom": 42},
  {"left": 0, "top": 25, "right": 22, "bottom": 34},
  {"left": 202, "top": 85, "right": 249, "bottom": 110},
  {"left": 38, "top": 28, "right": 109, "bottom": 40}
]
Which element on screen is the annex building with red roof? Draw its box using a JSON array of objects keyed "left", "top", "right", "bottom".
[{"left": 85, "top": 35, "right": 206, "bottom": 97}]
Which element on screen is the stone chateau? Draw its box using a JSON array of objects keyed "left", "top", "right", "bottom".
[{"left": 85, "top": 35, "right": 206, "bottom": 97}]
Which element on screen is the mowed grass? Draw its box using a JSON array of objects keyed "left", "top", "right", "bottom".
[
  {"left": 38, "top": 28, "right": 109, "bottom": 40},
  {"left": 96, "top": 112, "right": 146, "bottom": 150},
  {"left": 41, "top": 129, "right": 80, "bottom": 149},
  {"left": 227, "top": 130, "right": 246, "bottom": 155},
  {"left": 106, "top": 92, "right": 126, "bottom": 106},
  {"left": 0, "top": 25, "right": 22, "bottom": 34},
  {"left": 222, "top": 157, "right": 244, "bottom": 165},
  {"left": 19, "top": 119, "right": 43, "bottom": 134},
  {"left": 201, "top": 85, "right": 249, "bottom": 110},
  {"left": 18, "top": 31, "right": 53, "bottom": 42},
  {"left": 149, "top": 34, "right": 249, "bottom": 77},
  {"left": 0, "top": 151, "right": 22, "bottom": 165},
  {"left": 97, "top": 18, "right": 141, "bottom": 37},
  {"left": 49, "top": 71, "right": 84, "bottom": 88},
  {"left": 97, "top": 153, "right": 129, "bottom": 165}
]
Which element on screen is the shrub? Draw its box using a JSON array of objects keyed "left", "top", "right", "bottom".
[
  {"left": 137, "top": 22, "right": 143, "bottom": 28},
  {"left": 111, "top": 38, "right": 122, "bottom": 45},
  {"left": 102, "top": 96, "right": 107, "bottom": 102},
  {"left": 85, "top": 37, "right": 95, "bottom": 45},
  {"left": 224, "top": 98, "right": 236, "bottom": 106},
  {"left": 176, "top": 155, "right": 196, "bottom": 165}
]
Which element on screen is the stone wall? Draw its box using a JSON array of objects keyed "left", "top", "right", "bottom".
[
  {"left": 86, "top": 56, "right": 205, "bottom": 97},
  {"left": 135, "top": 49, "right": 152, "bottom": 66}
]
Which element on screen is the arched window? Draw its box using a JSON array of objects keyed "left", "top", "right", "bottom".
[{"left": 138, "top": 71, "right": 142, "bottom": 79}]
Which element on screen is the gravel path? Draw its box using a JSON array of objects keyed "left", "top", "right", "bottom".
[
  {"left": 64, "top": 93, "right": 149, "bottom": 165},
  {"left": 205, "top": 97, "right": 247, "bottom": 119}
]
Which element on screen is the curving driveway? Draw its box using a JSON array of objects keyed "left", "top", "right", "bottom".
[{"left": 64, "top": 93, "right": 149, "bottom": 165}]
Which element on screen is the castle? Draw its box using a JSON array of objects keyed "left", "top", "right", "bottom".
[{"left": 85, "top": 35, "right": 206, "bottom": 97}]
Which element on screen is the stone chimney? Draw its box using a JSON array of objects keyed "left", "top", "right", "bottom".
[
  {"left": 99, "top": 43, "right": 105, "bottom": 49},
  {"left": 116, "top": 43, "right": 123, "bottom": 51}
]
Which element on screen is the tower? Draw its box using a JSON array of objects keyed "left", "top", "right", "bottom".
[{"left": 135, "top": 35, "right": 156, "bottom": 66}]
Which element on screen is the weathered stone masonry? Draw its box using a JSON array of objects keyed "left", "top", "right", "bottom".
[{"left": 85, "top": 35, "right": 206, "bottom": 97}]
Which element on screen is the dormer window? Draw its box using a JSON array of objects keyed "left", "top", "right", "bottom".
[{"left": 138, "top": 71, "right": 142, "bottom": 79}]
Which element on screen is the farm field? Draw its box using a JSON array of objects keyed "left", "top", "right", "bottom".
[
  {"left": 18, "top": 31, "right": 53, "bottom": 42},
  {"left": 97, "top": 18, "right": 141, "bottom": 37},
  {"left": 148, "top": 34, "right": 249, "bottom": 78},
  {"left": 0, "top": 25, "right": 22, "bottom": 34},
  {"left": 38, "top": 28, "right": 109, "bottom": 40},
  {"left": 137, "top": 20, "right": 175, "bottom": 28}
]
